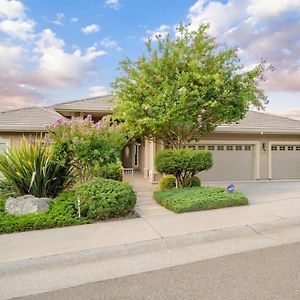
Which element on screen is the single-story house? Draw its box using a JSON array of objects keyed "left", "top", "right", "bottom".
[{"left": 1, "top": 95, "right": 300, "bottom": 183}]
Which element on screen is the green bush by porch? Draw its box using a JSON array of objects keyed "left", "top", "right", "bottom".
[{"left": 153, "top": 187, "right": 248, "bottom": 214}]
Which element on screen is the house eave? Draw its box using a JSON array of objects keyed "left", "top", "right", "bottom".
[{"left": 215, "top": 127, "right": 300, "bottom": 135}]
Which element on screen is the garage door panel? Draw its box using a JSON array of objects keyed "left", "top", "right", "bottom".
[
  {"left": 272, "top": 145, "right": 300, "bottom": 180},
  {"left": 196, "top": 144, "right": 254, "bottom": 182}
]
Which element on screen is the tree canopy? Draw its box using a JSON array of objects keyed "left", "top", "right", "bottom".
[{"left": 112, "top": 24, "right": 268, "bottom": 148}]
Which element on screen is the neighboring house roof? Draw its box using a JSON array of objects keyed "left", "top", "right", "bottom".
[
  {"left": 0, "top": 107, "right": 63, "bottom": 132},
  {"left": 216, "top": 110, "right": 300, "bottom": 134},
  {"left": 52, "top": 95, "right": 114, "bottom": 113}
]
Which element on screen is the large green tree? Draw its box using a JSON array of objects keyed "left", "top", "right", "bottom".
[{"left": 112, "top": 24, "right": 268, "bottom": 149}]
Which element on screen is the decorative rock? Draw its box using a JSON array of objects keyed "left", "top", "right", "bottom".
[{"left": 5, "top": 195, "right": 53, "bottom": 215}]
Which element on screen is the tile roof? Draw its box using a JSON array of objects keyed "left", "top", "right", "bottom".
[
  {"left": 1, "top": 95, "right": 300, "bottom": 135},
  {"left": 0, "top": 107, "right": 63, "bottom": 132},
  {"left": 52, "top": 95, "right": 113, "bottom": 112},
  {"left": 216, "top": 110, "right": 300, "bottom": 134}
]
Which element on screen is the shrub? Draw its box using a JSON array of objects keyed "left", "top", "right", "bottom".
[
  {"left": 76, "top": 178, "right": 136, "bottom": 220},
  {"left": 154, "top": 187, "right": 248, "bottom": 213},
  {"left": 48, "top": 115, "right": 127, "bottom": 183},
  {"left": 158, "top": 175, "right": 176, "bottom": 191},
  {"left": 183, "top": 176, "right": 201, "bottom": 188},
  {"left": 155, "top": 149, "right": 212, "bottom": 188},
  {"left": 0, "top": 192, "right": 88, "bottom": 234},
  {"left": 0, "top": 141, "right": 73, "bottom": 198},
  {"left": 96, "top": 160, "right": 123, "bottom": 181},
  {"left": 0, "top": 179, "right": 16, "bottom": 199}
]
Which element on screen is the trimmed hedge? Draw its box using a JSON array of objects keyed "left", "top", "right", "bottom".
[
  {"left": 76, "top": 178, "right": 136, "bottom": 220},
  {"left": 183, "top": 176, "right": 201, "bottom": 188},
  {"left": 155, "top": 149, "right": 212, "bottom": 188},
  {"left": 0, "top": 192, "right": 88, "bottom": 234},
  {"left": 154, "top": 187, "right": 248, "bottom": 213},
  {"left": 158, "top": 175, "right": 176, "bottom": 190},
  {"left": 158, "top": 175, "right": 201, "bottom": 190}
]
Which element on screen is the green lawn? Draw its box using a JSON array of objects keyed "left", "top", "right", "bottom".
[{"left": 153, "top": 187, "right": 248, "bottom": 214}]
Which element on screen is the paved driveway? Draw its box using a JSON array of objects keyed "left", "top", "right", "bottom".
[{"left": 204, "top": 181, "right": 300, "bottom": 204}]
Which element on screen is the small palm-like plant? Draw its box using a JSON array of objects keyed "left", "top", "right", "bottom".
[{"left": 0, "top": 140, "right": 73, "bottom": 198}]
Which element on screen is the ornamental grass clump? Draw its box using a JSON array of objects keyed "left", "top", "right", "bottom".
[{"left": 0, "top": 140, "right": 72, "bottom": 198}]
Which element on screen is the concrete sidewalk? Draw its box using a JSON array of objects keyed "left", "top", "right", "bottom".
[{"left": 0, "top": 193, "right": 300, "bottom": 264}]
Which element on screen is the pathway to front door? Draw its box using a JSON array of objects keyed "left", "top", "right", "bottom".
[{"left": 130, "top": 171, "right": 172, "bottom": 218}]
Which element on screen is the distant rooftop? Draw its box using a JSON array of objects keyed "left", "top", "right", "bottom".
[{"left": 53, "top": 95, "right": 114, "bottom": 113}]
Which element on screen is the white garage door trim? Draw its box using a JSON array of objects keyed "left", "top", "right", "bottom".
[
  {"left": 269, "top": 141, "right": 300, "bottom": 179},
  {"left": 188, "top": 140, "right": 260, "bottom": 180}
]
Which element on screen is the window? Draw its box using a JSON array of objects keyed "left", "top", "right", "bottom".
[
  {"left": 245, "top": 145, "right": 251, "bottom": 151},
  {"left": 226, "top": 145, "right": 233, "bottom": 151},
  {"left": 198, "top": 145, "right": 205, "bottom": 150},
  {"left": 288, "top": 146, "right": 294, "bottom": 151},
  {"left": 279, "top": 146, "right": 285, "bottom": 151},
  {"left": 271, "top": 145, "right": 277, "bottom": 151},
  {"left": 189, "top": 145, "right": 196, "bottom": 150},
  {"left": 217, "top": 145, "right": 224, "bottom": 151},
  {"left": 208, "top": 145, "right": 215, "bottom": 151},
  {"left": 296, "top": 146, "right": 300, "bottom": 151},
  {"left": 0, "top": 141, "right": 8, "bottom": 154},
  {"left": 235, "top": 145, "right": 242, "bottom": 151}
]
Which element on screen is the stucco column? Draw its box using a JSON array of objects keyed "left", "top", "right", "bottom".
[
  {"left": 143, "top": 139, "right": 150, "bottom": 178},
  {"left": 148, "top": 140, "right": 164, "bottom": 183},
  {"left": 148, "top": 141, "right": 155, "bottom": 183}
]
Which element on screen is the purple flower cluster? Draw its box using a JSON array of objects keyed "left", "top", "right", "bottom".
[{"left": 49, "top": 118, "right": 71, "bottom": 129}]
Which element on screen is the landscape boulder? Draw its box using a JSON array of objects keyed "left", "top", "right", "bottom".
[{"left": 5, "top": 195, "right": 53, "bottom": 215}]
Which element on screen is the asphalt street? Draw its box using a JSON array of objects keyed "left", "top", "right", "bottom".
[{"left": 17, "top": 241, "right": 300, "bottom": 300}]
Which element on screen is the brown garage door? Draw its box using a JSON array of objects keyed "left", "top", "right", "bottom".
[
  {"left": 271, "top": 145, "right": 300, "bottom": 180},
  {"left": 192, "top": 144, "right": 254, "bottom": 182}
]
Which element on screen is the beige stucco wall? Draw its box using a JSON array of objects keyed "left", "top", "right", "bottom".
[{"left": 0, "top": 132, "right": 43, "bottom": 148}]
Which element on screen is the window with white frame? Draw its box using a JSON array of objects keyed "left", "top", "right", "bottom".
[{"left": 0, "top": 140, "right": 9, "bottom": 154}]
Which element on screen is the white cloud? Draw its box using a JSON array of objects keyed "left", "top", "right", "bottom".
[
  {"left": 0, "top": 1, "right": 108, "bottom": 111},
  {"left": 144, "top": 24, "right": 171, "bottom": 42},
  {"left": 32, "top": 29, "right": 106, "bottom": 87},
  {"left": 0, "top": 18, "right": 35, "bottom": 40},
  {"left": 70, "top": 17, "right": 78, "bottom": 23},
  {"left": 105, "top": 0, "right": 120, "bottom": 10},
  {"left": 187, "top": 0, "right": 300, "bottom": 93},
  {"left": 89, "top": 85, "right": 109, "bottom": 97},
  {"left": 81, "top": 24, "right": 100, "bottom": 34},
  {"left": 100, "top": 38, "right": 122, "bottom": 51},
  {"left": 248, "top": 0, "right": 300, "bottom": 19},
  {"left": 0, "top": 0, "right": 25, "bottom": 19},
  {"left": 51, "top": 12, "right": 64, "bottom": 26}
]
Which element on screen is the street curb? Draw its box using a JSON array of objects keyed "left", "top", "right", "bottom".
[{"left": 1, "top": 216, "right": 300, "bottom": 277}]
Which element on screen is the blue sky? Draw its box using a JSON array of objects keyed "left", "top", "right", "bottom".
[{"left": 0, "top": 0, "right": 300, "bottom": 118}]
